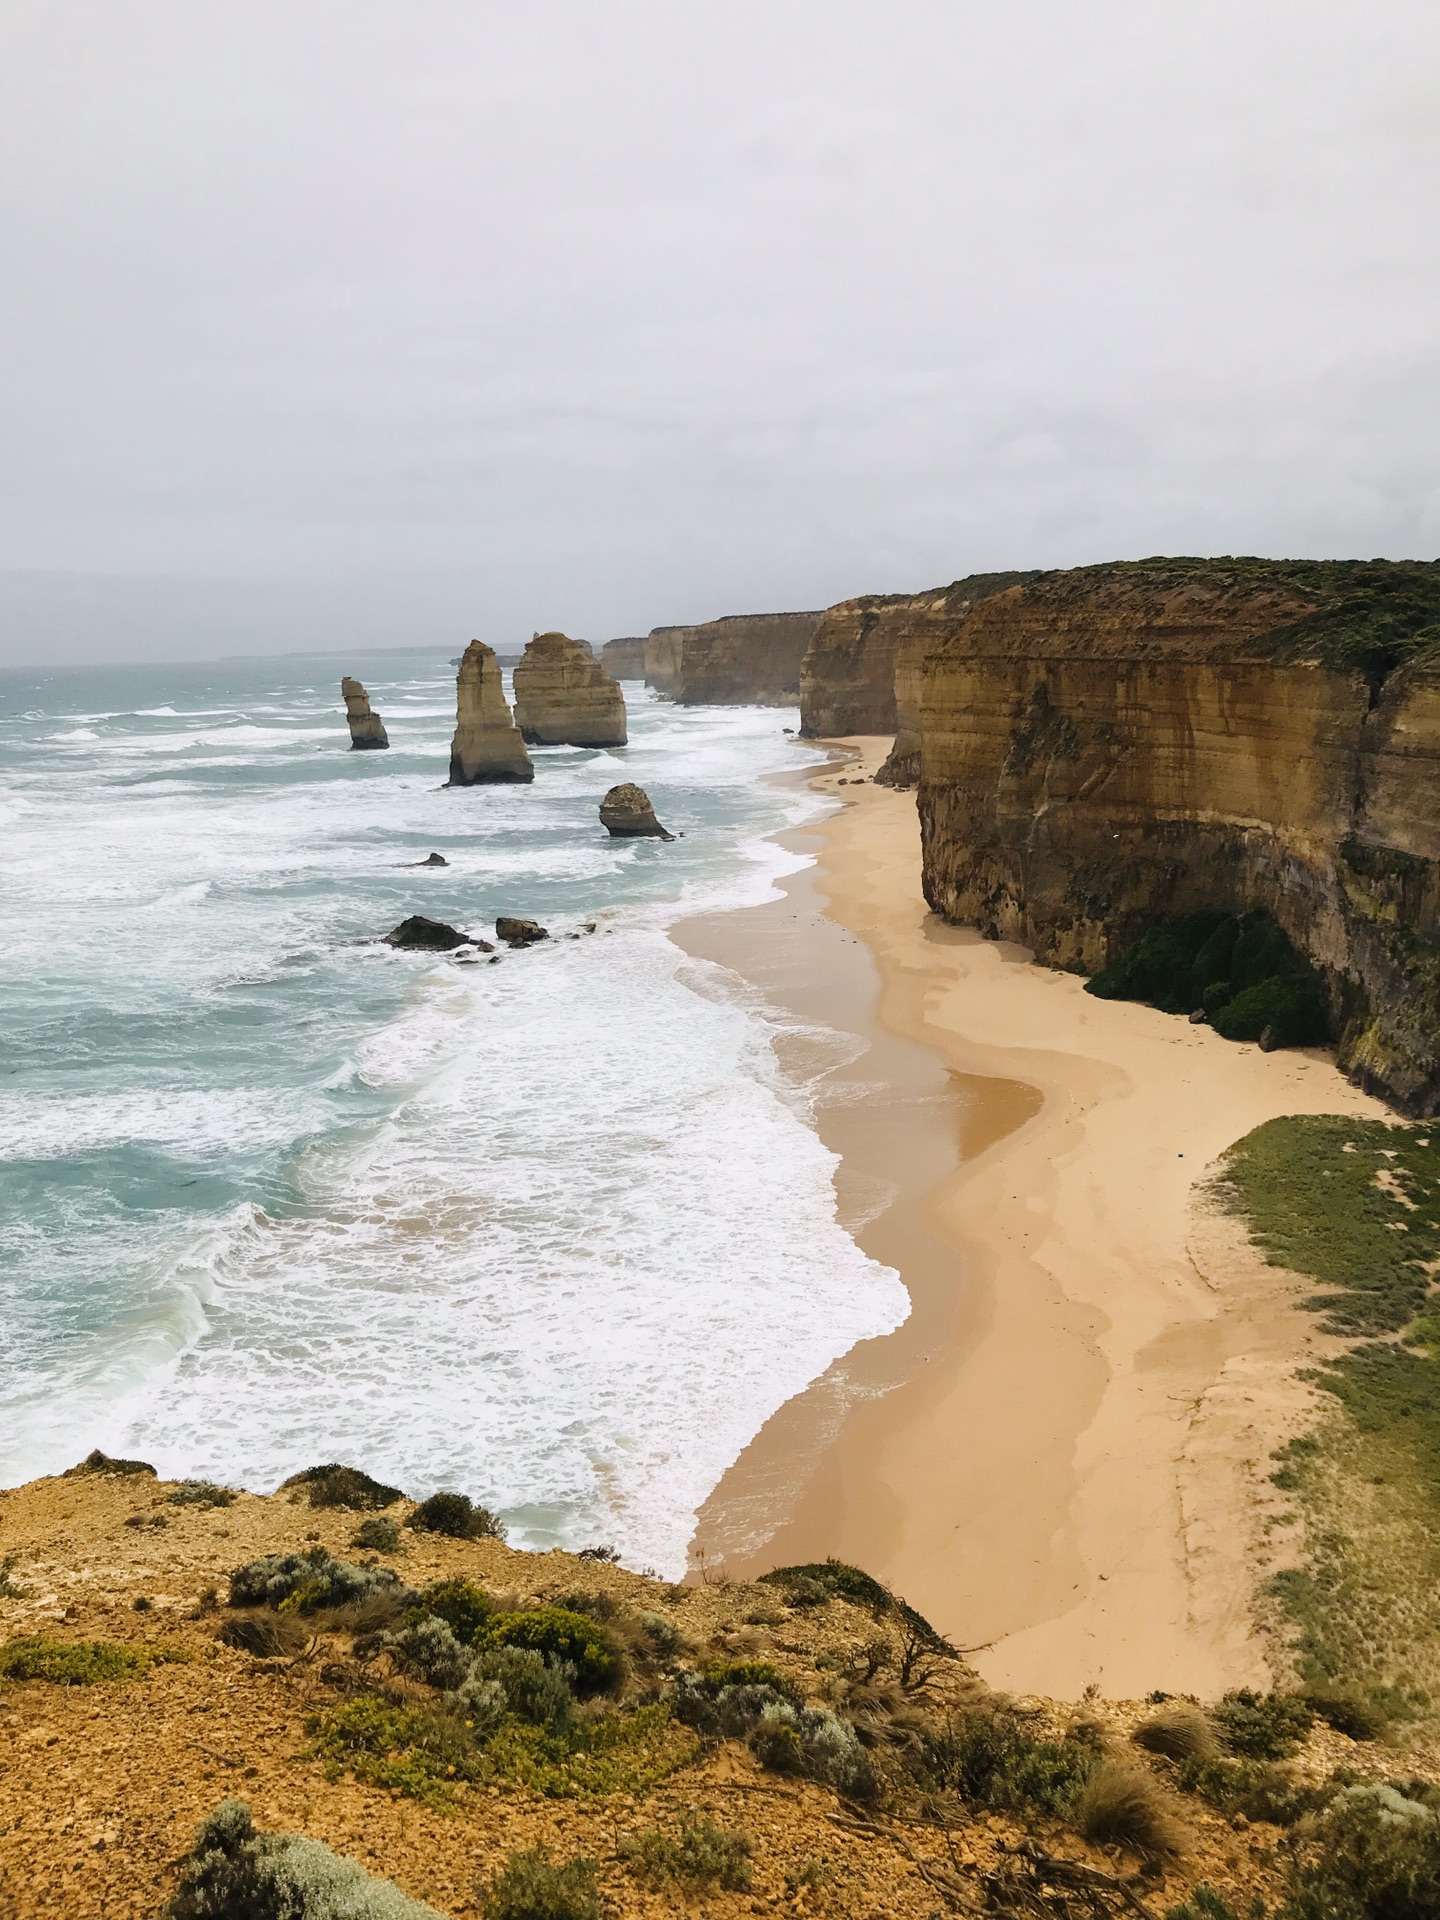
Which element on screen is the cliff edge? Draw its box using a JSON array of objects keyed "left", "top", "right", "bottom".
[
  {"left": 645, "top": 611, "right": 823, "bottom": 704},
  {"left": 914, "top": 557, "right": 1440, "bottom": 1110}
]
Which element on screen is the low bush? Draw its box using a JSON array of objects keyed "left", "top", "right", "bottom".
[
  {"left": 463, "top": 1646, "right": 574, "bottom": 1732},
  {"left": 217, "top": 1613, "right": 310, "bottom": 1659},
  {"left": 921, "top": 1707, "right": 1102, "bottom": 1816},
  {"left": 407, "top": 1491, "right": 504, "bottom": 1540},
  {"left": 228, "top": 1550, "right": 410, "bottom": 1616},
  {"left": 0, "top": 1555, "right": 28, "bottom": 1600},
  {"left": 308, "top": 1694, "right": 484, "bottom": 1809},
  {"left": 1073, "top": 1760, "right": 1189, "bottom": 1863},
  {"left": 280, "top": 1465, "right": 405, "bottom": 1512},
  {"left": 1212, "top": 974, "right": 1328, "bottom": 1047},
  {"left": 162, "top": 1798, "right": 444, "bottom": 1920},
  {"left": 1285, "top": 1783, "right": 1440, "bottom": 1920},
  {"left": 1133, "top": 1703, "right": 1221, "bottom": 1761},
  {"left": 1085, "top": 909, "right": 1328, "bottom": 1048},
  {"left": 482, "top": 1846, "right": 599, "bottom": 1920},
  {"left": 758, "top": 1559, "right": 952, "bottom": 1651},
  {"left": 1302, "top": 1686, "right": 1395, "bottom": 1742},
  {"left": 169, "top": 1481, "right": 238, "bottom": 1509},
  {"left": 351, "top": 1516, "right": 402, "bottom": 1554},
  {"left": 0, "top": 1636, "right": 174, "bottom": 1684},
  {"left": 1214, "top": 1688, "right": 1315, "bottom": 1760},
  {"left": 63, "top": 1448, "right": 156, "bottom": 1478},
  {"left": 489, "top": 1608, "right": 625, "bottom": 1698},
  {"left": 1174, "top": 1754, "right": 1327, "bottom": 1827},
  {"left": 411, "top": 1578, "right": 495, "bottom": 1646},
  {"left": 743, "top": 1701, "right": 877, "bottom": 1801},
  {"left": 619, "top": 1817, "right": 753, "bottom": 1892},
  {"left": 479, "top": 1702, "right": 696, "bottom": 1798},
  {"left": 384, "top": 1616, "right": 477, "bottom": 1692}
]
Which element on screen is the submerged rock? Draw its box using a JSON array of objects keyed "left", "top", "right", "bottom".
[
  {"left": 384, "top": 915, "right": 470, "bottom": 951},
  {"left": 599, "top": 782, "right": 674, "bottom": 840},
  {"left": 341, "top": 676, "right": 390, "bottom": 749},
  {"left": 495, "top": 916, "right": 549, "bottom": 947},
  {"left": 512, "top": 631, "right": 627, "bottom": 747},
  {"left": 447, "top": 641, "right": 534, "bottom": 785},
  {"left": 410, "top": 852, "right": 449, "bottom": 867}
]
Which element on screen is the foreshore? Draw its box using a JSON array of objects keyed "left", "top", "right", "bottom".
[{"left": 678, "top": 738, "right": 1387, "bottom": 1701}]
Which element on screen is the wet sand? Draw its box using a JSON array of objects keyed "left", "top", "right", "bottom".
[{"left": 679, "top": 740, "right": 1387, "bottom": 1699}]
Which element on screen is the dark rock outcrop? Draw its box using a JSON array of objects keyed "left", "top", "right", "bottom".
[
  {"left": 599, "top": 782, "right": 674, "bottom": 840},
  {"left": 495, "top": 917, "right": 549, "bottom": 947},
  {"left": 341, "top": 676, "right": 389, "bottom": 749},
  {"left": 797, "top": 574, "right": 1038, "bottom": 751},
  {"left": 447, "top": 642, "right": 534, "bottom": 785},
  {"left": 601, "top": 636, "right": 647, "bottom": 677},
  {"left": 512, "top": 632, "right": 627, "bottom": 746},
  {"left": 644, "top": 612, "right": 824, "bottom": 704},
  {"left": 384, "top": 916, "right": 471, "bottom": 951},
  {"left": 914, "top": 557, "right": 1440, "bottom": 1111},
  {"left": 408, "top": 853, "right": 448, "bottom": 867}
]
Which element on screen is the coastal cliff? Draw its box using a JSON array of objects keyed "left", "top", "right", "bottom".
[
  {"left": 798, "top": 574, "right": 1035, "bottom": 748},
  {"left": 600, "top": 635, "right": 647, "bottom": 677},
  {"left": 512, "top": 631, "right": 627, "bottom": 747},
  {"left": 914, "top": 558, "right": 1440, "bottom": 1110},
  {"left": 645, "top": 611, "right": 823, "bottom": 704},
  {"left": 447, "top": 640, "right": 534, "bottom": 785}
]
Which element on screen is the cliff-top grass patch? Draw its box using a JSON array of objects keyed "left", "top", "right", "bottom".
[
  {"left": 480, "top": 1702, "right": 698, "bottom": 1798},
  {"left": 483, "top": 1847, "right": 599, "bottom": 1920},
  {"left": 169, "top": 1479, "right": 238, "bottom": 1508},
  {"left": 280, "top": 1464, "right": 405, "bottom": 1511},
  {"left": 619, "top": 1817, "right": 753, "bottom": 1893},
  {"left": 0, "top": 1636, "right": 185, "bottom": 1684},
  {"left": 1216, "top": 1114, "right": 1440, "bottom": 1710},
  {"left": 308, "top": 1694, "right": 485, "bottom": 1809}
]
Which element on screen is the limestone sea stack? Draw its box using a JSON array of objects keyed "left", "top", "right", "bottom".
[
  {"left": 599, "top": 782, "right": 674, "bottom": 840},
  {"left": 447, "top": 641, "right": 534, "bottom": 785},
  {"left": 341, "top": 676, "right": 389, "bottom": 749},
  {"left": 512, "top": 631, "right": 627, "bottom": 747}
]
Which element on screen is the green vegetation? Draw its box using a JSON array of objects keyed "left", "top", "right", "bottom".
[
  {"left": 1085, "top": 909, "right": 1328, "bottom": 1047},
  {"left": 351, "top": 1515, "right": 403, "bottom": 1553},
  {"left": 758, "top": 1557, "right": 953, "bottom": 1651},
  {"left": 488, "top": 1607, "right": 625, "bottom": 1697},
  {"left": 482, "top": 1847, "right": 599, "bottom": 1920},
  {"left": 309, "top": 1694, "right": 485, "bottom": 1808},
  {"left": 1285, "top": 1785, "right": 1440, "bottom": 1920},
  {"left": 1215, "top": 1115, "right": 1440, "bottom": 1708},
  {"left": 479, "top": 1702, "right": 697, "bottom": 1798},
  {"left": 62, "top": 1447, "right": 156, "bottom": 1478},
  {"left": 280, "top": 1464, "right": 405, "bottom": 1511},
  {"left": 406, "top": 1490, "right": 504, "bottom": 1539},
  {"left": 918, "top": 1705, "right": 1101, "bottom": 1816},
  {"left": 0, "top": 1636, "right": 182, "bottom": 1684},
  {"left": 1213, "top": 1689, "right": 1315, "bottom": 1760},
  {"left": 409, "top": 1578, "right": 494, "bottom": 1645},
  {"left": 228, "top": 1549, "right": 410, "bottom": 1615},
  {"left": 169, "top": 1480, "right": 238, "bottom": 1508},
  {"left": 0, "top": 1554, "right": 29, "bottom": 1600},
  {"left": 162, "top": 1799, "right": 444, "bottom": 1920},
  {"left": 619, "top": 1817, "right": 753, "bottom": 1892}
]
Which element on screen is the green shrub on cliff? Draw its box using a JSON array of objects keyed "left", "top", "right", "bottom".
[
  {"left": 1086, "top": 908, "right": 1329, "bottom": 1047},
  {"left": 280, "top": 1464, "right": 405, "bottom": 1511},
  {"left": 0, "top": 1635, "right": 179, "bottom": 1684},
  {"left": 483, "top": 1846, "right": 599, "bottom": 1920},
  {"left": 489, "top": 1607, "right": 625, "bottom": 1697},
  {"left": 228, "top": 1549, "right": 410, "bottom": 1614},
  {"left": 407, "top": 1491, "right": 504, "bottom": 1539}
]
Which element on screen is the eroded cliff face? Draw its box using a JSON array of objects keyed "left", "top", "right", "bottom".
[
  {"left": 447, "top": 640, "right": 534, "bottom": 785},
  {"left": 601, "top": 636, "right": 647, "bottom": 678},
  {"left": 798, "top": 573, "right": 1037, "bottom": 751},
  {"left": 644, "top": 612, "right": 823, "bottom": 704},
  {"left": 916, "top": 560, "right": 1440, "bottom": 1110},
  {"left": 512, "top": 631, "right": 627, "bottom": 747}
]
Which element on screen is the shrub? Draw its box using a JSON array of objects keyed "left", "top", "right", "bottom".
[
  {"left": 411, "top": 1578, "right": 495, "bottom": 1646},
  {"left": 228, "top": 1550, "right": 409, "bottom": 1615},
  {"left": 407, "top": 1491, "right": 504, "bottom": 1539},
  {"left": 308, "top": 1694, "right": 483, "bottom": 1808},
  {"left": 489, "top": 1608, "right": 625, "bottom": 1698},
  {"left": 0, "top": 1554, "right": 28, "bottom": 1600},
  {"left": 1214, "top": 1688, "right": 1315, "bottom": 1759},
  {"left": 1302, "top": 1686, "right": 1394, "bottom": 1742},
  {"left": 170, "top": 1481, "right": 238, "bottom": 1508},
  {"left": 0, "top": 1636, "right": 170, "bottom": 1684},
  {"left": 384, "top": 1616, "right": 476, "bottom": 1692},
  {"left": 280, "top": 1464, "right": 405, "bottom": 1511},
  {"left": 747, "top": 1701, "right": 877, "bottom": 1801},
  {"left": 217, "top": 1613, "right": 310, "bottom": 1659},
  {"left": 1073, "top": 1760, "right": 1188, "bottom": 1863},
  {"left": 758, "top": 1559, "right": 951, "bottom": 1651},
  {"left": 1133, "top": 1703, "right": 1221, "bottom": 1761},
  {"left": 63, "top": 1448, "right": 155, "bottom": 1478},
  {"left": 482, "top": 1846, "right": 599, "bottom": 1920},
  {"left": 351, "top": 1516, "right": 402, "bottom": 1554},
  {"left": 634, "top": 1610, "right": 682, "bottom": 1657},
  {"left": 921, "top": 1708, "right": 1101, "bottom": 1816},
  {"left": 162, "top": 1799, "right": 444, "bottom": 1920},
  {"left": 1212, "top": 974, "right": 1328, "bottom": 1047},
  {"left": 1285, "top": 1784, "right": 1440, "bottom": 1920},
  {"left": 465, "top": 1646, "right": 574, "bottom": 1731},
  {"left": 620, "top": 1818, "right": 753, "bottom": 1892},
  {"left": 479, "top": 1702, "right": 696, "bottom": 1798},
  {"left": 1174, "top": 1754, "right": 1327, "bottom": 1827}
]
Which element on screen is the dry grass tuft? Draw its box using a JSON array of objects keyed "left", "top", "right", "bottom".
[
  {"left": 1073, "top": 1760, "right": 1189, "bottom": 1863},
  {"left": 1132, "top": 1703, "right": 1221, "bottom": 1762}
]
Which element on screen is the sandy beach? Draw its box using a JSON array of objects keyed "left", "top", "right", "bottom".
[{"left": 680, "top": 740, "right": 1387, "bottom": 1701}]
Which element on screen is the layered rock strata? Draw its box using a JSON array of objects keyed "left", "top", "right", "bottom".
[
  {"left": 600, "top": 635, "right": 647, "bottom": 677},
  {"left": 512, "top": 632, "right": 627, "bottom": 746},
  {"left": 645, "top": 611, "right": 824, "bottom": 704},
  {"left": 599, "top": 782, "right": 674, "bottom": 839},
  {"left": 341, "top": 676, "right": 389, "bottom": 749},
  {"left": 914, "top": 558, "right": 1440, "bottom": 1110},
  {"left": 447, "top": 641, "right": 534, "bottom": 785},
  {"left": 797, "top": 573, "right": 1037, "bottom": 751}
]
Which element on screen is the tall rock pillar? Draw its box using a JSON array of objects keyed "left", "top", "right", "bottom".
[{"left": 447, "top": 641, "right": 534, "bottom": 785}]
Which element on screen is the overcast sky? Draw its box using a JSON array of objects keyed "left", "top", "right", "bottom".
[{"left": 1, "top": 1, "right": 1437, "bottom": 664}]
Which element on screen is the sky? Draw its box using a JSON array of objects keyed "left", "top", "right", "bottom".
[{"left": 1, "top": 1, "right": 1437, "bottom": 664}]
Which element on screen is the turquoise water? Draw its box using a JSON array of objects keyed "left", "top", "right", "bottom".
[{"left": 0, "top": 651, "right": 906, "bottom": 1572}]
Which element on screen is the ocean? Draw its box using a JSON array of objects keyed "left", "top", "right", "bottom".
[{"left": 0, "top": 650, "right": 907, "bottom": 1575}]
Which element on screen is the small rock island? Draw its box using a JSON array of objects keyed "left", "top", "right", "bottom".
[
  {"left": 599, "top": 782, "right": 674, "bottom": 839},
  {"left": 340, "top": 676, "right": 389, "bottom": 749},
  {"left": 447, "top": 641, "right": 534, "bottom": 785},
  {"left": 512, "top": 631, "right": 628, "bottom": 747}
]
